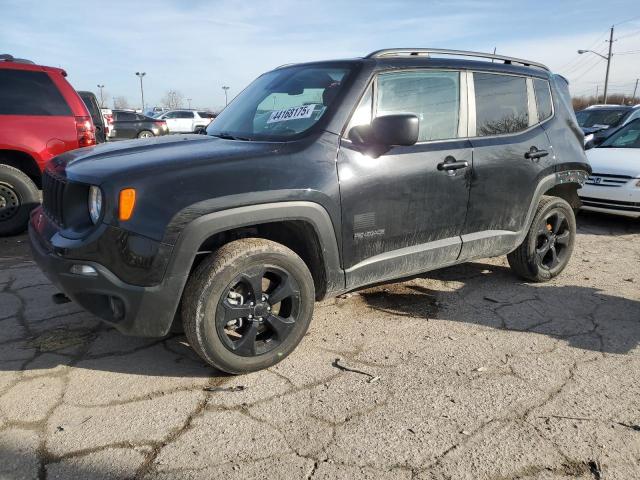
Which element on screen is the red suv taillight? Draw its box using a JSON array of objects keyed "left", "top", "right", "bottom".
[{"left": 75, "top": 116, "right": 96, "bottom": 147}]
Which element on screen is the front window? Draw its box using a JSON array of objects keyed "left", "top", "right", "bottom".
[
  {"left": 376, "top": 70, "right": 460, "bottom": 142},
  {"left": 576, "top": 108, "right": 629, "bottom": 128},
  {"left": 599, "top": 120, "right": 640, "bottom": 149},
  {"left": 207, "top": 64, "right": 354, "bottom": 140}
]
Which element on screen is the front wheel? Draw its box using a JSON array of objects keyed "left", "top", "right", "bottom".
[
  {"left": 507, "top": 196, "right": 576, "bottom": 282},
  {"left": 182, "top": 238, "right": 315, "bottom": 374}
]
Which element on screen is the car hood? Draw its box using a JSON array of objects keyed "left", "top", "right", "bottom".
[
  {"left": 50, "top": 134, "right": 287, "bottom": 184},
  {"left": 587, "top": 147, "right": 640, "bottom": 177}
]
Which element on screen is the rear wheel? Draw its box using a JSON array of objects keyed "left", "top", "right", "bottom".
[
  {"left": 137, "top": 130, "right": 154, "bottom": 139},
  {"left": 182, "top": 238, "right": 315, "bottom": 374},
  {"left": 0, "top": 164, "right": 40, "bottom": 236},
  {"left": 507, "top": 195, "right": 576, "bottom": 282}
]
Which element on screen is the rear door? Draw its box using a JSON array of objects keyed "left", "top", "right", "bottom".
[
  {"left": 460, "top": 71, "right": 553, "bottom": 259},
  {"left": 113, "top": 111, "right": 137, "bottom": 138},
  {"left": 338, "top": 69, "right": 472, "bottom": 289}
]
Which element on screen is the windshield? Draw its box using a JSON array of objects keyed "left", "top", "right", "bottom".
[
  {"left": 207, "top": 64, "right": 354, "bottom": 140},
  {"left": 599, "top": 119, "right": 640, "bottom": 149},
  {"left": 575, "top": 108, "right": 629, "bottom": 128}
]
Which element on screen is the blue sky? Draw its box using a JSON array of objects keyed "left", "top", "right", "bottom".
[{"left": 2, "top": 0, "right": 640, "bottom": 111}]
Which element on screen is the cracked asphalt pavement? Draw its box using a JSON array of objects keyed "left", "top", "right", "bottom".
[{"left": 0, "top": 212, "right": 638, "bottom": 479}]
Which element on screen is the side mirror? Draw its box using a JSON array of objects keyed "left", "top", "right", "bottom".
[
  {"left": 349, "top": 114, "right": 419, "bottom": 147},
  {"left": 584, "top": 139, "right": 595, "bottom": 150},
  {"left": 371, "top": 114, "right": 419, "bottom": 146}
]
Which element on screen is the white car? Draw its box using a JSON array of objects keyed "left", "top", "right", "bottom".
[
  {"left": 155, "top": 110, "right": 214, "bottom": 133},
  {"left": 580, "top": 119, "right": 640, "bottom": 218}
]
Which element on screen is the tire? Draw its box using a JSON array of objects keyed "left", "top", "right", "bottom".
[
  {"left": 0, "top": 164, "right": 40, "bottom": 236},
  {"left": 507, "top": 195, "right": 576, "bottom": 282},
  {"left": 182, "top": 238, "right": 315, "bottom": 374},
  {"left": 137, "top": 130, "right": 154, "bottom": 139}
]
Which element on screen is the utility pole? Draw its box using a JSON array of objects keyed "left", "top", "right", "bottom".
[
  {"left": 596, "top": 85, "right": 599, "bottom": 103},
  {"left": 603, "top": 26, "right": 614, "bottom": 103},
  {"left": 222, "top": 86, "right": 230, "bottom": 106},
  {"left": 135, "top": 72, "right": 146, "bottom": 112},
  {"left": 97, "top": 84, "right": 105, "bottom": 107},
  {"left": 187, "top": 98, "right": 192, "bottom": 109},
  {"left": 633, "top": 79, "right": 639, "bottom": 104}
]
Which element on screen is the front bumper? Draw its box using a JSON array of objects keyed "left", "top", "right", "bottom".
[
  {"left": 28, "top": 210, "right": 184, "bottom": 337},
  {"left": 579, "top": 182, "right": 640, "bottom": 218}
]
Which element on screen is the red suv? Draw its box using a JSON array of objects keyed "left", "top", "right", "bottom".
[{"left": 0, "top": 54, "right": 96, "bottom": 236}]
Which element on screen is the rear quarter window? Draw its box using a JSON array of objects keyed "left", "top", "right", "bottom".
[
  {"left": 533, "top": 78, "right": 553, "bottom": 121},
  {"left": 473, "top": 72, "right": 528, "bottom": 136},
  {"left": 0, "top": 69, "right": 72, "bottom": 116}
]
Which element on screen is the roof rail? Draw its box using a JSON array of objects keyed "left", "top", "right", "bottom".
[
  {"left": 0, "top": 53, "right": 35, "bottom": 65},
  {"left": 365, "top": 48, "right": 550, "bottom": 71}
]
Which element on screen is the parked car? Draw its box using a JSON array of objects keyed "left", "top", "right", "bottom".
[
  {"left": 110, "top": 110, "right": 168, "bottom": 139},
  {"left": 101, "top": 108, "right": 115, "bottom": 140},
  {"left": 155, "top": 109, "right": 212, "bottom": 133},
  {"left": 0, "top": 54, "right": 95, "bottom": 236},
  {"left": 580, "top": 118, "right": 640, "bottom": 218},
  {"left": 30, "top": 48, "right": 589, "bottom": 373},
  {"left": 576, "top": 104, "right": 640, "bottom": 145},
  {"left": 78, "top": 91, "right": 106, "bottom": 144}
]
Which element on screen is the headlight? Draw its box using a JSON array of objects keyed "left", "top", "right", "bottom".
[{"left": 88, "top": 186, "right": 103, "bottom": 224}]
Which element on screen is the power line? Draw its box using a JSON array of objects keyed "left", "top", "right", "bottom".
[{"left": 614, "top": 14, "right": 640, "bottom": 26}]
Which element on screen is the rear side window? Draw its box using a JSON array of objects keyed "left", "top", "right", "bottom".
[
  {"left": 474, "top": 73, "right": 528, "bottom": 136},
  {"left": 533, "top": 78, "right": 553, "bottom": 121},
  {"left": 376, "top": 70, "right": 460, "bottom": 142},
  {"left": 0, "top": 69, "right": 71, "bottom": 116},
  {"left": 116, "top": 111, "right": 136, "bottom": 121}
]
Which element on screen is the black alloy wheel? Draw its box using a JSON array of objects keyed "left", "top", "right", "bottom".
[
  {"left": 534, "top": 210, "right": 571, "bottom": 270},
  {"left": 216, "top": 265, "right": 300, "bottom": 357},
  {"left": 507, "top": 195, "right": 576, "bottom": 282}
]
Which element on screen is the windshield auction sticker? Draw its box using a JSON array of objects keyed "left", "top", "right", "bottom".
[{"left": 267, "top": 104, "right": 317, "bottom": 123}]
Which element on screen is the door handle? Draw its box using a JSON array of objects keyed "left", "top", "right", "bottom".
[
  {"left": 437, "top": 157, "right": 469, "bottom": 171},
  {"left": 524, "top": 147, "right": 549, "bottom": 160}
]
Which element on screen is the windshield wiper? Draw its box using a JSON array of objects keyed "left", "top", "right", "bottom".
[{"left": 210, "top": 132, "right": 252, "bottom": 141}]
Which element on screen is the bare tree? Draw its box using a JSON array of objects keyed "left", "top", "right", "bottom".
[
  {"left": 161, "top": 90, "right": 184, "bottom": 110},
  {"left": 113, "top": 96, "right": 130, "bottom": 109}
]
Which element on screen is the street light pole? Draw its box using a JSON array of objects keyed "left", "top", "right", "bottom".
[
  {"left": 135, "top": 72, "right": 146, "bottom": 112},
  {"left": 632, "top": 79, "right": 639, "bottom": 104},
  {"left": 97, "top": 84, "right": 105, "bottom": 108},
  {"left": 187, "top": 98, "right": 192, "bottom": 109},
  {"left": 222, "top": 86, "right": 230, "bottom": 106},
  {"left": 577, "top": 25, "right": 615, "bottom": 104}
]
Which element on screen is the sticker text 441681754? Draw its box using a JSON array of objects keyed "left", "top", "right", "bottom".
[{"left": 267, "top": 104, "right": 318, "bottom": 124}]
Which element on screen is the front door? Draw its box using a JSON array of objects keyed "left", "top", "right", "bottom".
[
  {"left": 338, "top": 69, "right": 472, "bottom": 289},
  {"left": 460, "top": 72, "right": 554, "bottom": 259}
]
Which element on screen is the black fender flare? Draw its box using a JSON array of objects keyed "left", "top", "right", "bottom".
[{"left": 163, "top": 201, "right": 345, "bottom": 299}]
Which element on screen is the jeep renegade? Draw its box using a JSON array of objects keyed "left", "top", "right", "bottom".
[{"left": 29, "top": 49, "right": 590, "bottom": 374}]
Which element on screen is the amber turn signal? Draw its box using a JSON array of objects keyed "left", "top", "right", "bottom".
[{"left": 119, "top": 188, "right": 136, "bottom": 221}]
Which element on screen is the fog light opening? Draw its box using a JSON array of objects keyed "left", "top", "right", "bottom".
[
  {"left": 109, "top": 296, "right": 125, "bottom": 320},
  {"left": 70, "top": 264, "right": 98, "bottom": 277}
]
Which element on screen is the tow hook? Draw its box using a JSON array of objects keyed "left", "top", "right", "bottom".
[{"left": 52, "top": 292, "right": 71, "bottom": 304}]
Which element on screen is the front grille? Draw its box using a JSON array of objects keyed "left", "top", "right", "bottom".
[
  {"left": 585, "top": 172, "right": 632, "bottom": 188},
  {"left": 41, "top": 170, "right": 66, "bottom": 226}
]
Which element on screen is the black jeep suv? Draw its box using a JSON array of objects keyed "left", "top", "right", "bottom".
[{"left": 29, "top": 49, "right": 590, "bottom": 374}]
